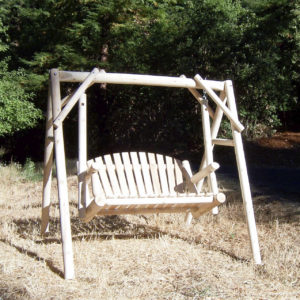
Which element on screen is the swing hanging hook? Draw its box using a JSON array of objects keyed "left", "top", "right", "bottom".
[{"left": 202, "top": 77, "right": 208, "bottom": 106}]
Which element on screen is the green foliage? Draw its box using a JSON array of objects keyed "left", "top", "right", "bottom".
[
  {"left": 0, "top": 3, "right": 42, "bottom": 137},
  {"left": 0, "top": 60, "right": 42, "bottom": 136},
  {"left": 236, "top": 0, "right": 300, "bottom": 135},
  {"left": 0, "top": 0, "right": 299, "bottom": 158},
  {"left": 0, "top": 158, "right": 42, "bottom": 182},
  {"left": 21, "top": 158, "right": 40, "bottom": 181}
]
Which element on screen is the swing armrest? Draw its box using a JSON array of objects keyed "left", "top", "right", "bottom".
[
  {"left": 85, "top": 161, "right": 103, "bottom": 179},
  {"left": 190, "top": 162, "right": 220, "bottom": 184}
]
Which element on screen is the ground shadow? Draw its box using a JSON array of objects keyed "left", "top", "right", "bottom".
[
  {"left": 11, "top": 213, "right": 251, "bottom": 274},
  {"left": 0, "top": 237, "right": 64, "bottom": 279}
]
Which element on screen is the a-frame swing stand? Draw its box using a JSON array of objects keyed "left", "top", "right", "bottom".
[{"left": 41, "top": 68, "right": 262, "bottom": 279}]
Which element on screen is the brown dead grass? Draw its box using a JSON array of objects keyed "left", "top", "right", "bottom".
[{"left": 0, "top": 163, "right": 299, "bottom": 299}]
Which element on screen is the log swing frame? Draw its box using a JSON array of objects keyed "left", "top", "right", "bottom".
[{"left": 41, "top": 68, "right": 262, "bottom": 279}]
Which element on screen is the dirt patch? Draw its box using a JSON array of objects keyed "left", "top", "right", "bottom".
[
  {"left": 255, "top": 131, "right": 300, "bottom": 149},
  {"left": 236, "top": 131, "right": 300, "bottom": 168}
]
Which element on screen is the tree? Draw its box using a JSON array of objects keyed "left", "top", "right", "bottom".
[
  {"left": 0, "top": 5, "right": 42, "bottom": 137},
  {"left": 1, "top": 0, "right": 299, "bottom": 161}
]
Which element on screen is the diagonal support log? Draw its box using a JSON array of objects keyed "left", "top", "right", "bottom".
[
  {"left": 53, "top": 68, "right": 99, "bottom": 128},
  {"left": 180, "top": 75, "right": 215, "bottom": 119},
  {"left": 41, "top": 85, "right": 54, "bottom": 234},
  {"left": 194, "top": 74, "right": 244, "bottom": 132}
]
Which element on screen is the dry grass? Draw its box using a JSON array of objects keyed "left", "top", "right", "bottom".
[{"left": 0, "top": 163, "right": 299, "bottom": 299}]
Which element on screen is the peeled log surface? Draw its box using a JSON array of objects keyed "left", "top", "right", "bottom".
[
  {"left": 59, "top": 71, "right": 225, "bottom": 91},
  {"left": 192, "top": 193, "right": 226, "bottom": 219},
  {"left": 191, "top": 162, "right": 220, "bottom": 184},
  {"left": 80, "top": 193, "right": 226, "bottom": 222}
]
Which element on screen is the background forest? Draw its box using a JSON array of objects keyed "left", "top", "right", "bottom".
[{"left": 0, "top": 0, "right": 299, "bottom": 162}]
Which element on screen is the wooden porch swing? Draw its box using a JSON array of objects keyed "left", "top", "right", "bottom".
[{"left": 41, "top": 68, "right": 262, "bottom": 279}]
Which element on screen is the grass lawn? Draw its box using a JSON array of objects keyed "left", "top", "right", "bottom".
[{"left": 0, "top": 156, "right": 299, "bottom": 299}]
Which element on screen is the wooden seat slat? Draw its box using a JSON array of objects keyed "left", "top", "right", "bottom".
[
  {"left": 104, "top": 154, "right": 122, "bottom": 197},
  {"left": 102, "top": 196, "right": 213, "bottom": 206},
  {"left": 113, "top": 153, "right": 130, "bottom": 196},
  {"left": 139, "top": 152, "right": 154, "bottom": 196},
  {"left": 166, "top": 156, "right": 176, "bottom": 196},
  {"left": 174, "top": 159, "right": 185, "bottom": 195},
  {"left": 130, "top": 152, "right": 146, "bottom": 197},
  {"left": 122, "top": 152, "right": 138, "bottom": 197},
  {"left": 95, "top": 157, "right": 114, "bottom": 198},
  {"left": 91, "top": 172, "right": 105, "bottom": 198},
  {"left": 148, "top": 153, "right": 161, "bottom": 195},
  {"left": 156, "top": 154, "right": 169, "bottom": 195}
]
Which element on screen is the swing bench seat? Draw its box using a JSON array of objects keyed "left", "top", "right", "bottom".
[{"left": 79, "top": 152, "right": 225, "bottom": 222}]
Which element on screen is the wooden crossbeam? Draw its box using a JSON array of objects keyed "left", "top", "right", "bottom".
[
  {"left": 212, "top": 138, "right": 234, "bottom": 147},
  {"left": 59, "top": 71, "right": 225, "bottom": 91}
]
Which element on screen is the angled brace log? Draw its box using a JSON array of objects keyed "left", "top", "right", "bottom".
[
  {"left": 191, "top": 162, "right": 220, "bottom": 184},
  {"left": 194, "top": 74, "right": 244, "bottom": 132},
  {"left": 180, "top": 75, "right": 215, "bottom": 119},
  {"left": 53, "top": 68, "right": 99, "bottom": 128},
  {"left": 41, "top": 86, "right": 54, "bottom": 234}
]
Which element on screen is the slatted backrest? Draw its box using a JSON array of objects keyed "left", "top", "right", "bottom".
[
  {"left": 139, "top": 152, "right": 154, "bottom": 195},
  {"left": 148, "top": 153, "right": 161, "bottom": 195},
  {"left": 86, "top": 152, "right": 198, "bottom": 200},
  {"left": 94, "top": 157, "right": 114, "bottom": 198},
  {"left": 122, "top": 152, "right": 138, "bottom": 197},
  {"left": 113, "top": 153, "right": 129, "bottom": 196},
  {"left": 166, "top": 156, "right": 176, "bottom": 196}
]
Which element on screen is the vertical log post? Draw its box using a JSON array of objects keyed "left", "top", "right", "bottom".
[
  {"left": 197, "top": 91, "right": 226, "bottom": 192},
  {"left": 191, "top": 97, "right": 219, "bottom": 221},
  {"left": 51, "top": 69, "right": 75, "bottom": 279},
  {"left": 41, "top": 86, "right": 54, "bottom": 234},
  {"left": 201, "top": 96, "right": 219, "bottom": 215},
  {"left": 78, "top": 93, "right": 88, "bottom": 219},
  {"left": 225, "top": 80, "right": 262, "bottom": 265}
]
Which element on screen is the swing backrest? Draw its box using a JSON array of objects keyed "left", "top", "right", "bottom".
[{"left": 85, "top": 152, "right": 198, "bottom": 200}]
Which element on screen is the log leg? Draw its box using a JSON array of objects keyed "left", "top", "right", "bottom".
[
  {"left": 41, "top": 86, "right": 54, "bottom": 234},
  {"left": 185, "top": 210, "right": 193, "bottom": 225},
  {"left": 225, "top": 80, "right": 262, "bottom": 265},
  {"left": 51, "top": 69, "right": 75, "bottom": 279}
]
